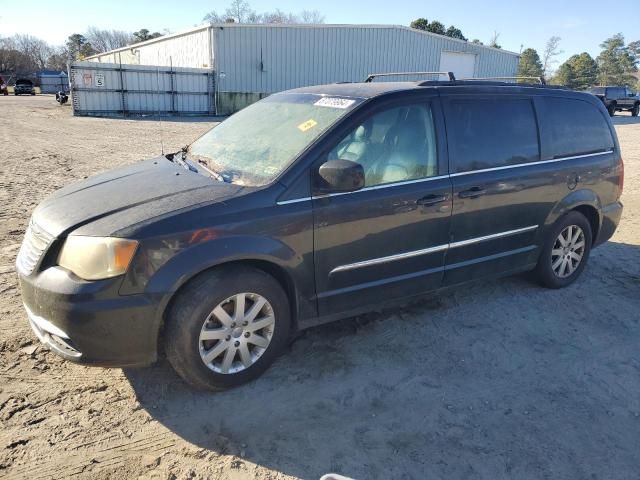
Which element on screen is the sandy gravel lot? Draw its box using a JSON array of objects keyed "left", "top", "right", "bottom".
[{"left": 1, "top": 96, "right": 639, "bottom": 480}]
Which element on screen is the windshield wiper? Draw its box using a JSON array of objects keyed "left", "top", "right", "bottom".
[
  {"left": 167, "top": 147, "right": 197, "bottom": 172},
  {"left": 183, "top": 149, "right": 230, "bottom": 183}
]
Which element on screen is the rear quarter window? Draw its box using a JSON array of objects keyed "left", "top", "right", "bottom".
[
  {"left": 539, "top": 97, "right": 614, "bottom": 159},
  {"left": 445, "top": 98, "right": 540, "bottom": 173}
]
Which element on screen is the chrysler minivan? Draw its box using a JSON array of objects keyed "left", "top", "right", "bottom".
[{"left": 17, "top": 76, "right": 623, "bottom": 390}]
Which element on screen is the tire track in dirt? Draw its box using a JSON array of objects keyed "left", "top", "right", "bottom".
[{"left": 5, "top": 430, "right": 176, "bottom": 479}]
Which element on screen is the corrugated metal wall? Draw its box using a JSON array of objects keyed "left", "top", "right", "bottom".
[
  {"left": 38, "top": 75, "right": 68, "bottom": 93},
  {"left": 213, "top": 25, "right": 520, "bottom": 94},
  {"left": 89, "top": 28, "right": 211, "bottom": 68},
  {"left": 69, "top": 61, "right": 215, "bottom": 116},
  {"left": 137, "top": 29, "right": 211, "bottom": 68}
]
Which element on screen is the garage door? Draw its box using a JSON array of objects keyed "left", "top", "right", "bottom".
[{"left": 439, "top": 52, "right": 476, "bottom": 80}]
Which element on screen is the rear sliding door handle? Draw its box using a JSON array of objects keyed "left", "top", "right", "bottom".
[
  {"left": 458, "top": 187, "right": 486, "bottom": 199},
  {"left": 416, "top": 194, "right": 449, "bottom": 206}
]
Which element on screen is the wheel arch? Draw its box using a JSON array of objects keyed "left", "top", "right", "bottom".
[
  {"left": 543, "top": 189, "right": 602, "bottom": 242},
  {"left": 151, "top": 250, "right": 303, "bottom": 357}
]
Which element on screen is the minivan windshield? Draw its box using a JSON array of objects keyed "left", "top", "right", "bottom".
[{"left": 188, "top": 93, "right": 364, "bottom": 186}]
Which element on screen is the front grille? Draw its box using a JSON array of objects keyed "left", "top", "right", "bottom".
[{"left": 16, "top": 221, "right": 54, "bottom": 275}]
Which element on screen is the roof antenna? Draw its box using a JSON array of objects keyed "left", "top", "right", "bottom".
[{"left": 155, "top": 53, "right": 165, "bottom": 156}]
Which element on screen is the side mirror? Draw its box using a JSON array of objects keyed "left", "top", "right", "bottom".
[{"left": 316, "top": 159, "right": 365, "bottom": 194}]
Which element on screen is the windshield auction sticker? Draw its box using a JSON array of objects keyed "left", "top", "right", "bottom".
[
  {"left": 297, "top": 119, "right": 318, "bottom": 132},
  {"left": 314, "top": 97, "right": 357, "bottom": 109}
]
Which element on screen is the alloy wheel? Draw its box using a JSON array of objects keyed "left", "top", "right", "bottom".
[
  {"left": 551, "top": 225, "right": 585, "bottom": 278},
  {"left": 198, "top": 292, "right": 275, "bottom": 374}
]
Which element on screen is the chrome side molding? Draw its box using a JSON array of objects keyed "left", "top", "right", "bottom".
[{"left": 329, "top": 225, "right": 539, "bottom": 274}]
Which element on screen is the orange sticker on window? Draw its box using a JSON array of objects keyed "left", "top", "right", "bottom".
[{"left": 297, "top": 119, "right": 318, "bottom": 132}]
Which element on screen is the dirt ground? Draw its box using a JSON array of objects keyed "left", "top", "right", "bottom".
[{"left": 1, "top": 95, "right": 639, "bottom": 480}]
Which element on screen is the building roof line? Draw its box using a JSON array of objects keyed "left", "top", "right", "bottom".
[{"left": 86, "top": 23, "right": 520, "bottom": 60}]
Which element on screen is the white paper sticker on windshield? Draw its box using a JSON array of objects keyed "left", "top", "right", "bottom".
[{"left": 314, "top": 97, "right": 356, "bottom": 109}]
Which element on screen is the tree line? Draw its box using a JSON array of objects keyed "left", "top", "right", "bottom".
[
  {"left": 0, "top": 28, "right": 165, "bottom": 75},
  {"left": 202, "top": 0, "right": 324, "bottom": 24},
  {"left": 518, "top": 34, "right": 639, "bottom": 89}
]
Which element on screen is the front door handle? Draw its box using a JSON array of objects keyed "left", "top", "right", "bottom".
[
  {"left": 417, "top": 194, "right": 449, "bottom": 206},
  {"left": 458, "top": 186, "right": 486, "bottom": 199}
]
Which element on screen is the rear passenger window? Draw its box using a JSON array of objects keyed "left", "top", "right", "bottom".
[
  {"left": 540, "top": 98, "right": 614, "bottom": 158},
  {"left": 446, "top": 99, "right": 539, "bottom": 173}
]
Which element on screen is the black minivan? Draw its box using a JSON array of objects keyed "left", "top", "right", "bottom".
[{"left": 17, "top": 76, "right": 624, "bottom": 390}]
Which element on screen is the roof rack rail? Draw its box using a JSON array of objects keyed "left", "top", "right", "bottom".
[
  {"left": 457, "top": 76, "right": 547, "bottom": 85},
  {"left": 364, "top": 71, "right": 456, "bottom": 83}
]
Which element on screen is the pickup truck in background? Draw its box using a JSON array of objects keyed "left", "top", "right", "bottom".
[{"left": 590, "top": 86, "right": 639, "bottom": 117}]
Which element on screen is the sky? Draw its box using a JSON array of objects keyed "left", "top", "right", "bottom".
[{"left": 1, "top": 0, "right": 638, "bottom": 66}]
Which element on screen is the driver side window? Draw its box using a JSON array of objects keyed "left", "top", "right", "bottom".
[{"left": 328, "top": 103, "right": 437, "bottom": 187}]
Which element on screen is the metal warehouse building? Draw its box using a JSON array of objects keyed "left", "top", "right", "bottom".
[{"left": 87, "top": 24, "right": 520, "bottom": 115}]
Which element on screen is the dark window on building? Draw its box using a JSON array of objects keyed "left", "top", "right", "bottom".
[
  {"left": 541, "top": 97, "right": 614, "bottom": 158},
  {"left": 446, "top": 98, "right": 540, "bottom": 173}
]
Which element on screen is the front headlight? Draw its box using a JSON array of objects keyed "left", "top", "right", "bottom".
[{"left": 57, "top": 236, "right": 138, "bottom": 280}]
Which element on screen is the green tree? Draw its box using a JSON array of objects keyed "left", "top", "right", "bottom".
[
  {"left": 445, "top": 26, "right": 467, "bottom": 41},
  {"left": 132, "top": 29, "right": 163, "bottom": 43},
  {"left": 517, "top": 48, "right": 543, "bottom": 81},
  {"left": 410, "top": 18, "right": 430, "bottom": 31},
  {"left": 597, "top": 33, "right": 637, "bottom": 86},
  {"left": 410, "top": 18, "right": 467, "bottom": 40},
  {"left": 553, "top": 62, "right": 576, "bottom": 88},
  {"left": 425, "top": 21, "right": 446, "bottom": 35},
  {"left": 566, "top": 52, "right": 598, "bottom": 90},
  {"left": 66, "top": 34, "right": 96, "bottom": 61}
]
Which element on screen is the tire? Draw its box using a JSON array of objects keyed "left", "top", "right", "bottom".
[
  {"left": 534, "top": 211, "right": 592, "bottom": 289},
  {"left": 607, "top": 103, "right": 616, "bottom": 117},
  {"left": 632, "top": 103, "right": 639, "bottom": 117},
  {"left": 164, "top": 265, "right": 291, "bottom": 391}
]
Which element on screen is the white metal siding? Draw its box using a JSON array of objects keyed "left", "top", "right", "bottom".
[
  {"left": 137, "top": 29, "right": 211, "bottom": 68},
  {"left": 70, "top": 61, "right": 214, "bottom": 116},
  {"left": 88, "top": 28, "right": 211, "bottom": 68},
  {"left": 213, "top": 25, "right": 519, "bottom": 94}
]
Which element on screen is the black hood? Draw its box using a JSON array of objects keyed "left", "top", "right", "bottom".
[{"left": 32, "top": 157, "right": 246, "bottom": 238}]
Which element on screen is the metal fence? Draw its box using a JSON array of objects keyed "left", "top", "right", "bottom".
[
  {"left": 39, "top": 74, "right": 69, "bottom": 94},
  {"left": 69, "top": 61, "right": 216, "bottom": 117}
]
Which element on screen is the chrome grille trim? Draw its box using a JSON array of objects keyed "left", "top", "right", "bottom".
[{"left": 16, "top": 221, "right": 55, "bottom": 276}]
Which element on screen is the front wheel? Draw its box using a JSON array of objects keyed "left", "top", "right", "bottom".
[
  {"left": 164, "top": 266, "right": 291, "bottom": 391},
  {"left": 534, "top": 211, "right": 592, "bottom": 289},
  {"left": 607, "top": 103, "right": 616, "bottom": 117},
  {"left": 632, "top": 103, "right": 639, "bottom": 117}
]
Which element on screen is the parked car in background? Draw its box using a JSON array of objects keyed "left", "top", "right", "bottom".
[
  {"left": 590, "top": 86, "right": 639, "bottom": 116},
  {"left": 0, "top": 75, "right": 8, "bottom": 95},
  {"left": 16, "top": 76, "right": 624, "bottom": 390},
  {"left": 14, "top": 79, "right": 35, "bottom": 96}
]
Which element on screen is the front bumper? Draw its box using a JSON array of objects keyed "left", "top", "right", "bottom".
[{"left": 18, "top": 266, "right": 162, "bottom": 367}]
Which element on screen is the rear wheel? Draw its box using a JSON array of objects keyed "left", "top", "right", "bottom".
[
  {"left": 164, "top": 265, "right": 291, "bottom": 391},
  {"left": 632, "top": 103, "right": 639, "bottom": 117},
  {"left": 534, "top": 211, "right": 592, "bottom": 289}
]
